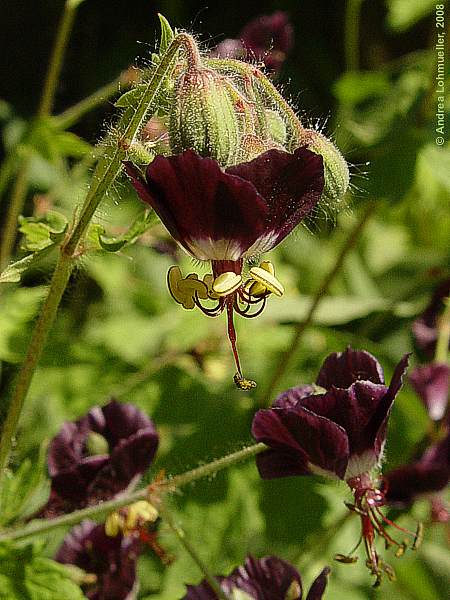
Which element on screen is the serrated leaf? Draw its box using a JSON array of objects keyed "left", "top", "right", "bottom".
[
  {"left": 0, "top": 543, "right": 84, "bottom": 600},
  {"left": 0, "top": 441, "right": 49, "bottom": 526},
  {"left": 0, "top": 247, "right": 54, "bottom": 283}
]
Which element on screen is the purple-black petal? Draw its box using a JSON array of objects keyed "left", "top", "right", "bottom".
[
  {"left": 315, "top": 348, "right": 385, "bottom": 390},
  {"left": 252, "top": 406, "right": 349, "bottom": 479},
  {"left": 56, "top": 521, "right": 139, "bottom": 600},
  {"left": 42, "top": 400, "right": 159, "bottom": 515},
  {"left": 305, "top": 567, "right": 330, "bottom": 600},
  {"left": 412, "top": 278, "right": 450, "bottom": 357},
  {"left": 125, "top": 151, "right": 270, "bottom": 260},
  {"left": 369, "top": 354, "right": 410, "bottom": 458},
  {"left": 273, "top": 385, "right": 318, "bottom": 409},
  {"left": 184, "top": 555, "right": 303, "bottom": 599},
  {"left": 384, "top": 431, "right": 450, "bottom": 505},
  {"left": 227, "top": 147, "right": 324, "bottom": 253},
  {"left": 240, "top": 11, "right": 294, "bottom": 72},
  {"left": 409, "top": 363, "right": 449, "bottom": 421}
]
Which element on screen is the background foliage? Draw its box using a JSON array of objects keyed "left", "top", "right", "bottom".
[{"left": 0, "top": 0, "right": 449, "bottom": 598}]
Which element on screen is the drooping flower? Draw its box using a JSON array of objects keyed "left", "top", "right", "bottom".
[
  {"left": 40, "top": 400, "right": 159, "bottom": 517},
  {"left": 56, "top": 521, "right": 139, "bottom": 600},
  {"left": 124, "top": 147, "right": 323, "bottom": 388},
  {"left": 213, "top": 11, "right": 294, "bottom": 73},
  {"left": 412, "top": 278, "right": 450, "bottom": 357},
  {"left": 383, "top": 429, "right": 450, "bottom": 508},
  {"left": 252, "top": 348, "right": 420, "bottom": 586},
  {"left": 184, "top": 555, "right": 329, "bottom": 600},
  {"left": 409, "top": 362, "right": 449, "bottom": 421}
]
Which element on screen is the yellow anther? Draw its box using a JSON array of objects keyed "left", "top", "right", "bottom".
[
  {"left": 179, "top": 273, "right": 209, "bottom": 300},
  {"left": 233, "top": 373, "right": 257, "bottom": 390},
  {"left": 203, "top": 274, "right": 220, "bottom": 299},
  {"left": 167, "top": 266, "right": 187, "bottom": 305},
  {"left": 285, "top": 580, "right": 302, "bottom": 600},
  {"left": 259, "top": 260, "right": 275, "bottom": 275},
  {"left": 212, "top": 272, "right": 242, "bottom": 296},
  {"left": 105, "top": 512, "right": 124, "bottom": 537},
  {"left": 248, "top": 280, "right": 267, "bottom": 297},
  {"left": 124, "top": 501, "right": 158, "bottom": 533},
  {"left": 249, "top": 266, "right": 284, "bottom": 297}
]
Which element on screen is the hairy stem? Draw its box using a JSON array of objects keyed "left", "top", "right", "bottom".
[
  {"left": 0, "top": 32, "right": 191, "bottom": 482},
  {"left": 259, "top": 202, "right": 376, "bottom": 406},
  {"left": 435, "top": 297, "right": 450, "bottom": 364},
  {"left": 0, "top": 443, "right": 266, "bottom": 543},
  {"left": 0, "top": 156, "right": 32, "bottom": 270},
  {"left": 159, "top": 503, "right": 231, "bottom": 600},
  {"left": 54, "top": 77, "right": 122, "bottom": 130},
  {"left": 38, "top": 0, "right": 84, "bottom": 118}
]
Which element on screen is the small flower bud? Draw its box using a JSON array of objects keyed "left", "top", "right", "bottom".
[
  {"left": 85, "top": 431, "right": 109, "bottom": 456},
  {"left": 169, "top": 66, "right": 240, "bottom": 166},
  {"left": 306, "top": 130, "right": 350, "bottom": 205}
]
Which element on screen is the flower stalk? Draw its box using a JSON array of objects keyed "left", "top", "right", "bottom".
[
  {"left": 0, "top": 443, "right": 266, "bottom": 544},
  {"left": 0, "top": 31, "right": 198, "bottom": 483}
]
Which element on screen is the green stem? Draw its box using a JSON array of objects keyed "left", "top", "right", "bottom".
[
  {"left": 0, "top": 155, "right": 32, "bottom": 270},
  {"left": 0, "top": 33, "right": 191, "bottom": 482},
  {"left": 158, "top": 503, "right": 231, "bottom": 600},
  {"left": 38, "top": 0, "right": 83, "bottom": 118},
  {"left": 345, "top": 0, "right": 363, "bottom": 72},
  {"left": 259, "top": 202, "right": 376, "bottom": 406},
  {"left": 0, "top": 0, "right": 82, "bottom": 269},
  {"left": 53, "top": 77, "right": 122, "bottom": 130},
  {"left": 0, "top": 443, "right": 266, "bottom": 543},
  {"left": 435, "top": 297, "right": 450, "bottom": 364}
]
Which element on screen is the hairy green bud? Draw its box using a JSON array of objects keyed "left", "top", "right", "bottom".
[
  {"left": 306, "top": 130, "right": 350, "bottom": 204},
  {"left": 169, "top": 66, "right": 240, "bottom": 166}
]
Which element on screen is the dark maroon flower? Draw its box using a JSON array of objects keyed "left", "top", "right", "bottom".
[
  {"left": 252, "top": 348, "right": 419, "bottom": 585},
  {"left": 213, "top": 11, "right": 294, "bottom": 73},
  {"left": 56, "top": 521, "right": 139, "bottom": 600},
  {"left": 412, "top": 278, "right": 450, "bottom": 357},
  {"left": 184, "top": 555, "right": 329, "bottom": 600},
  {"left": 383, "top": 429, "right": 450, "bottom": 507},
  {"left": 125, "top": 148, "right": 323, "bottom": 388},
  {"left": 125, "top": 148, "right": 322, "bottom": 267},
  {"left": 40, "top": 400, "right": 159, "bottom": 516},
  {"left": 409, "top": 363, "right": 449, "bottom": 421},
  {"left": 252, "top": 348, "right": 409, "bottom": 481}
]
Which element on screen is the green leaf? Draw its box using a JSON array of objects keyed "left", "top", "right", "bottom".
[
  {"left": 115, "top": 83, "right": 148, "bottom": 108},
  {"left": 88, "top": 209, "right": 157, "bottom": 252},
  {"left": 0, "top": 543, "right": 84, "bottom": 600},
  {"left": 333, "top": 71, "right": 390, "bottom": 105},
  {"left": 0, "top": 247, "right": 55, "bottom": 284},
  {"left": 158, "top": 13, "right": 175, "bottom": 54},
  {"left": 18, "top": 211, "right": 68, "bottom": 252},
  {"left": 386, "top": 0, "right": 444, "bottom": 31},
  {"left": 0, "top": 286, "right": 46, "bottom": 362},
  {"left": 0, "top": 442, "right": 49, "bottom": 526}
]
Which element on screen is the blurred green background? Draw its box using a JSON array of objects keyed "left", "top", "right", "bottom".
[{"left": 0, "top": 0, "right": 449, "bottom": 598}]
